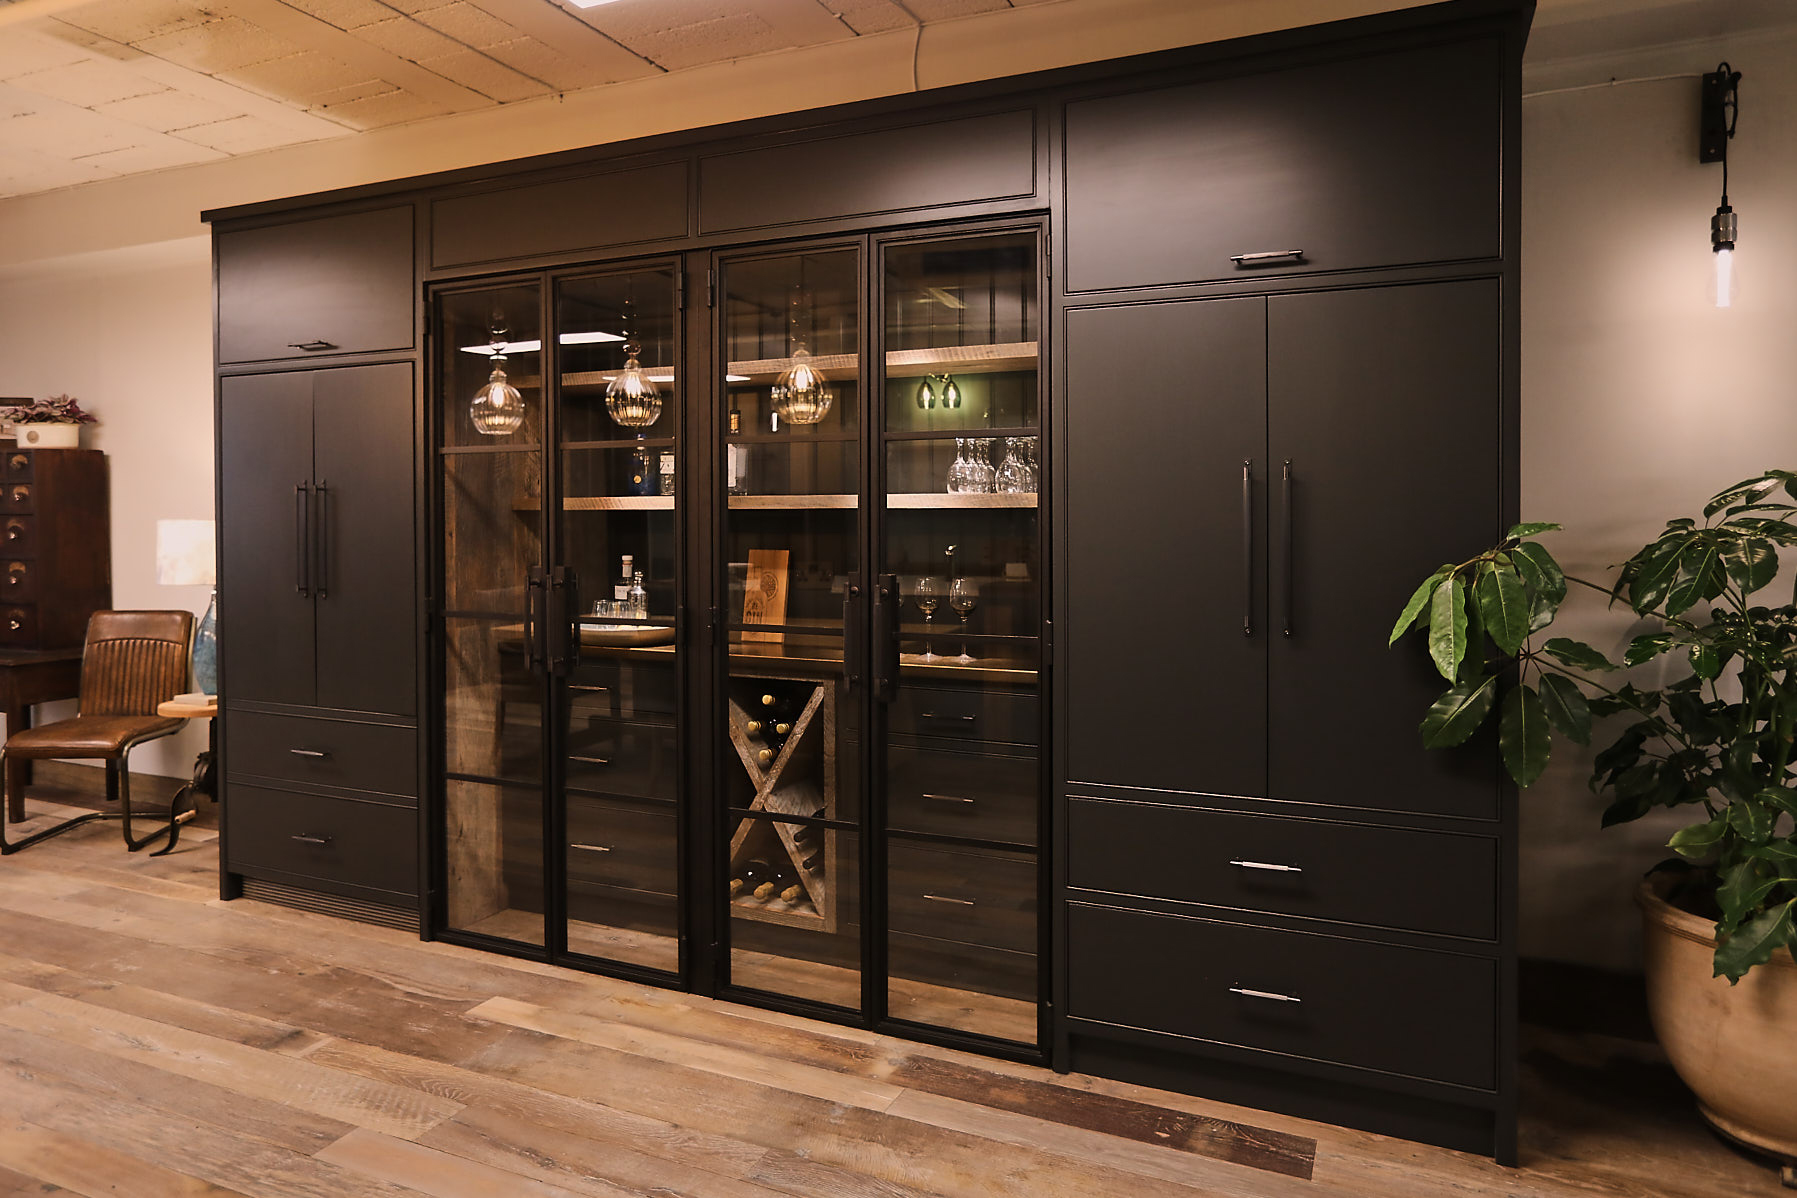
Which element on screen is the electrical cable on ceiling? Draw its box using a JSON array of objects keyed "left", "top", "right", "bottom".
[{"left": 888, "top": 0, "right": 924, "bottom": 91}]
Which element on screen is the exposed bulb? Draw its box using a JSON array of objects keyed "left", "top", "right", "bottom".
[
  {"left": 940, "top": 375, "right": 962, "bottom": 409},
  {"left": 470, "top": 355, "right": 524, "bottom": 436},
  {"left": 772, "top": 345, "right": 833, "bottom": 425},
  {"left": 606, "top": 338, "right": 662, "bottom": 428},
  {"left": 915, "top": 376, "right": 936, "bottom": 409},
  {"left": 1711, "top": 203, "right": 1738, "bottom": 309},
  {"left": 1714, "top": 247, "right": 1737, "bottom": 309}
]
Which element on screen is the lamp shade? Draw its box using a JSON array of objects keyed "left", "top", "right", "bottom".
[{"left": 156, "top": 519, "right": 216, "bottom": 587}]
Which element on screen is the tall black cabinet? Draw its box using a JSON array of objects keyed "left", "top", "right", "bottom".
[{"left": 208, "top": 0, "right": 1525, "bottom": 1159}]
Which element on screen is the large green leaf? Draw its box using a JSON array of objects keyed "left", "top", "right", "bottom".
[
  {"left": 1730, "top": 517, "right": 1797, "bottom": 545},
  {"left": 1669, "top": 814, "right": 1728, "bottom": 858},
  {"left": 1755, "top": 787, "right": 1797, "bottom": 819},
  {"left": 1705, "top": 476, "right": 1780, "bottom": 517},
  {"left": 1390, "top": 566, "right": 1452, "bottom": 646},
  {"left": 1752, "top": 839, "right": 1797, "bottom": 864},
  {"left": 1718, "top": 860, "right": 1781, "bottom": 933},
  {"left": 1731, "top": 800, "right": 1776, "bottom": 844},
  {"left": 1722, "top": 536, "right": 1779, "bottom": 595},
  {"left": 1510, "top": 541, "right": 1566, "bottom": 604},
  {"left": 1536, "top": 673, "right": 1591, "bottom": 745},
  {"left": 1713, "top": 899, "right": 1796, "bottom": 982},
  {"left": 1624, "top": 633, "right": 1679, "bottom": 667},
  {"left": 1506, "top": 522, "right": 1562, "bottom": 539},
  {"left": 1420, "top": 675, "right": 1498, "bottom": 749},
  {"left": 1542, "top": 637, "right": 1618, "bottom": 672},
  {"left": 1665, "top": 537, "right": 1726, "bottom": 616},
  {"left": 1689, "top": 642, "right": 1722, "bottom": 679},
  {"left": 1476, "top": 558, "right": 1530, "bottom": 656},
  {"left": 1499, "top": 684, "right": 1551, "bottom": 788},
  {"left": 1428, "top": 577, "right": 1468, "bottom": 682},
  {"left": 1629, "top": 537, "right": 1688, "bottom": 613}
]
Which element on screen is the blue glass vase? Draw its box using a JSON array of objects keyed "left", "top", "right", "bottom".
[{"left": 192, "top": 590, "right": 218, "bottom": 695}]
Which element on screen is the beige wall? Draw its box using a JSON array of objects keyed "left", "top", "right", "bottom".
[{"left": 1519, "top": 26, "right": 1797, "bottom": 968}]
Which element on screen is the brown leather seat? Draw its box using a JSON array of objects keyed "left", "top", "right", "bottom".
[{"left": 2, "top": 610, "right": 196, "bottom": 855}]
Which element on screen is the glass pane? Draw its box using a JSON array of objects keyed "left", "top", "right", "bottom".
[
  {"left": 445, "top": 777, "right": 545, "bottom": 946},
  {"left": 440, "top": 285, "right": 543, "bottom": 449},
  {"left": 729, "top": 815, "right": 861, "bottom": 1011},
  {"left": 721, "top": 248, "right": 863, "bottom": 1011},
  {"left": 565, "top": 792, "right": 679, "bottom": 971}
]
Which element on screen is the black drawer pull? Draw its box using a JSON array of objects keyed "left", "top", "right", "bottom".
[
  {"left": 922, "top": 793, "right": 975, "bottom": 805},
  {"left": 288, "top": 340, "right": 339, "bottom": 352},
  {"left": 290, "top": 833, "right": 333, "bottom": 846},
  {"left": 570, "top": 843, "right": 613, "bottom": 853},
  {"left": 923, "top": 894, "right": 975, "bottom": 907},
  {"left": 1230, "top": 985, "right": 1302, "bottom": 1004},
  {"left": 289, "top": 748, "right": 330, "bottom": 759},
  {"left": 1229, "top": 250, "right": 1305, "bottom": 266},
  {"left": 1229, "top": 859, "right": 1302, "bottom": 874},
  {"left": 569, "top": 755, "right": 611, "bottom": 766}
]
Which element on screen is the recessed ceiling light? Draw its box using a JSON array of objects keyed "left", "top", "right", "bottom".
[
  {"left": 564, "top": 0, "right": 625, "bottom": 8},
  {"left": 459, "top": 331, "right": 626, "bottom": 355}
]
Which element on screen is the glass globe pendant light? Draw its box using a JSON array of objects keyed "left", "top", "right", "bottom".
[
  {"left": 605, "top": 296, "right": 662, "bottom": 429},
  {"left": 940, "top": 374, "right": 962, "bottom": 409},
  {"left": 469, "top": 315, "right": 524, "bottom": 436},
  {"left": 771, "top": 285, "right": 833, "bottom": 425}
]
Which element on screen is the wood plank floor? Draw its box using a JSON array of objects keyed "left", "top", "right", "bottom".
[{"left": 0, "top": 786, "right": 1776, "bottom": 1197}]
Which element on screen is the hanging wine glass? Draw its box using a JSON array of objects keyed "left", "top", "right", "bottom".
[
  {"left": 469, "top": 315, "right": 525, "bottom": 436},
  {"left": 970, "top": 437, "right": 996, "bottom": 492},
  {"left": 946, "top": 437, "right": 971, "bottom": 493},
  {"left": 949, "top": 576, "right": 979, "bottom": 663},
  {"left": 995, "top": 437, "right": 1029, "bottom": 493},
  {"left": 912, "top": 575, "right": 943, "bottom": 661}
]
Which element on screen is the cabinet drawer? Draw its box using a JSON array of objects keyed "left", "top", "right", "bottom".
[
  {"left": 226, "top": 784, "right": 417, "bottom": 896},
  {"left": 888, "top": 745, "right": 1037, "bottom": 846},
  {"left": 1068, "top": 902, "right": 1496, "bottom": 1090},
  {"left": 2, "top": 516, "right": 32, "bottom": 556},
  {"left": 1064, "top": 39, "right": 1500, "bottom": 292},
  {"left": 888, "top": 685, "right": 1037, "bottom": 747},
  {"left": 567, "top": 657, "right": 678, "bottom": 720},
  {"left": 227, "top": 711, "right": 417, "bottom": 801},
  {"left": 566, "top": 796, "right": 678, "bottom": 898},
  {"left": 216, "top": 206, "right": 415, "bottom": 363},
  {"left": 1, "top": 560, "right": 33, "bottom": 602},
  {"left": 888, "top": 841, "right": 1037, "bottom": 954},
  {"left": 1068, "top": 799, "right": 1496, "bottom": 940},
  {"left": 4, "top": 483, "right": 31, "bottom": 513},
  {"left": 0, "top": 606, "right": 36, "bottom": 644},
  {"left": 5, "top": 452, "right": 30, "bottom": 481},
  {"left": 565, "top": 719, "right": 676, "bottom": 801}
]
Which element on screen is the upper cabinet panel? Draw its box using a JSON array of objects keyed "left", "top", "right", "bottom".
[
  {"left": 699, "top": 110, "right": 1036, "bottom": 234},
  {"left": 216, "top": 205, "right": 416, "bottom": 364},
  {"left": 431, "top": 162, "right": 689, "bottom": 270},
  {"left": 1064, "top": 38, "right": 1502, "bottom": 292}
]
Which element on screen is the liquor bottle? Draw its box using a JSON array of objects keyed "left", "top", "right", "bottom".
[
  {"left": 628, "top": 570, "right": 648, "bottom": 620},
  {"left": 615, "top": 554, "right": 633, "bottom": 602},
  {"left": 726, "top": 401, "right": 748, "bottom": 495}
]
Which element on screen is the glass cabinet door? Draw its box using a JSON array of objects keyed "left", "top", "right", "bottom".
[
  {"left": 717, "top": 246, "right": 866, "bottom": 1012},
  {"left": 554, "top": 265, "right": 683, "bottom": 974},
  {"left": 878, "top": 230, "right": 1042, "bottom": 1044},
  {"left": 437, "top": 281, "right": 550, "bottom": 947}
]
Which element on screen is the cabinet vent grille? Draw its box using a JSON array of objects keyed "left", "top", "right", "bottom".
[{"left": 238, "top": 880, "right": 416, "bottom": 932}]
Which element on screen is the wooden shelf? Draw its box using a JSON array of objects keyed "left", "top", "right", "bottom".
[
  {"left": 724, "top": 493, "right": 1036, "bottom": 511},
  {"left": 721, "top": 341, "right": 1039, "bottom": 385},
  {"left": 728, "top": 494, "right": 856, "bottom": 510},
  {"left": 514, "top": 496, "right": 674, "bottom": 511}
]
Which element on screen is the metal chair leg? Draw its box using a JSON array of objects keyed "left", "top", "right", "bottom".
[
  {"left": 0, "top": 749, "right": 109, "bottom": 855},
  {"left": 117, "top": 753, "right": 191, "bottom": 854}
]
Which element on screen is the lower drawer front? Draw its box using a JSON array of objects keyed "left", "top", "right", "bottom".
[
  {"left": 227, "top": 785, "right": 418, "bottom": 896},
  {"left": 2, "top": 559, "right": 34, "bottom": 602},
  {"left": 1068, "top": 798, "right": 1496, "bottom": 940},
  {"left": 1068, "top": 902, "right": 1495, "bottom": 1090},
  {"left": 888, "top": 745, "right": 1037, "bottom": 845},
  {"left": 565, "top": 719, "right": 676, "bottom": 801},
  {"left": 227, "top": 711, "right": 417, "bottom": 800},
  {"left": 2, "top": 516, "right": 32, "bottom": 556},
  {"left": 888, "top": 841, "right": 1037, "bottom": 954},
  {"left": 565, "top": 796, "right": 678, "bottom": 897}
]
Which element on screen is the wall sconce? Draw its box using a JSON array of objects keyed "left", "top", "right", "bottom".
[{"left": 1701, "top": 63, "right": 1741, "bottom": 308}]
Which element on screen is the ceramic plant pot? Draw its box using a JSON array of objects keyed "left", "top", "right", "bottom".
[{"left": 15, "top": 423, "right": 80, "bottom": 448}]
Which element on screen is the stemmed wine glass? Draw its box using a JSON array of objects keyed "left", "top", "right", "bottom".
[
  {"left": 911, "top": 575, "right": 943, "bottom": 660},
  {"left": 949, "top": 577, "right": 979, "bottom": 663}
]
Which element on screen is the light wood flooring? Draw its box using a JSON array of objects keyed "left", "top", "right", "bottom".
[{"left": 0, "top": 781, "right": 1778, "bottom": 1197}]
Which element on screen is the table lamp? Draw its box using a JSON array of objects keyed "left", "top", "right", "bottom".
[{"left": 156, "top": 518, "right": 217, "bottom": 695}]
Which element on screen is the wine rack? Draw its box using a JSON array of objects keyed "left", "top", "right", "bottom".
[{"left": 725, "top": 674, "right": 844, "bottom": 932}]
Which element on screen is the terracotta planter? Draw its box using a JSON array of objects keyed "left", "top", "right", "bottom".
[
  {"left": 1639, "top": 874, "right": 1797, "bottom": 1176},
  {"left": 15, "top": 423, "right": 80, "bottom": 448}
]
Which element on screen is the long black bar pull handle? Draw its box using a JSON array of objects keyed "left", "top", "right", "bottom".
[
  {"left": 1281, "top": 460, "right": 1294, "bottom": 638},
  {"left": 294, "top": 482, "right": 311, "bottom": 596},
  {"left": 842, "top": 581, "right": 864, "bottom": 691},
  {"left": 524, "top": 568, "right": 547, "bottom": 675},
  {"left": 1241, "top": 460, "right": 1254, "bottom": 637},
  {"left": 312, "top": 480, "right": 329, "bottom": 600},
  {"left": 872, "top": 573, "right": 900, "bottom": 703}
]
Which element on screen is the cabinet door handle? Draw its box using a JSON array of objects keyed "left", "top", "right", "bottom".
[
  {"left": 294, "top": 482, "right": 311, "bottom": 596},
  {"left": 1229, "top": 250, "right": 1305, "bottom": 266},
  {"left": 842, "top": 582, "right": 863, "bottom": 691},
  {"left": 547, "top": 565, "right": 577, "bottom": 675},
  {"left": 287, "top": 340, "right": 339, "bottom": 352},
  {"left": 1241, "top": 460, "right": 1254, "bottom": 638},
  {"left": 872, "top": 573, "right": 899, "bottom": 703},
  {"left": 1281, "top": 460, "right": 1294, "bottom": 638},
  {"left": 920, "top": 713, "right": 976, "bottom": 724},
  {"left": 923, "top": 894, "right": 975, "bottom": 907},
  {"left": 524, "top": 569, "right": 547, "bottom": 674},
  {"left": 289, "top": 748, "right": 330, "bottom": 759},
  {"left": 1229, "top": 859, "right": 1301, "bottom": 873},
  {"left": 570, "top": 843, "right": 613, "bottom": 853},
  {"left": 290, "top": 833, "right": 333, "bottom": 846},
  {"left": 312, "top": 480, "right": 329, "bottom": 600},
  {"left": 922, "top": 793, "right": 975, "bottom": 805},
  {"left": 1230, "top": 985, "right": 1302, "bottom": 1004},
  {"left": 569, "top": 755, "right": 610, "bottom": 766},
  {"left": 569, "top": 684, "right": 610, "bottom": 694}
]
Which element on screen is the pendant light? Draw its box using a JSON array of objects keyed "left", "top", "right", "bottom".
[
  {"left": 605, "top": 294, "right": 662, "bottom": 429},
  {"left": 915, "top": 376, "right": 935, "bottom": 409},
  {"left": 469, "top": 314, "right": 524, "bottom": 436},
  {"left": 772, "top": 282, "right": 833, "bottom": 425},
  {"left": 1701, "top": 64, "right": 1742, "bottom": 309}
]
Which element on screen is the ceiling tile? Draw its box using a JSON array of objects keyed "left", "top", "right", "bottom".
[
  {"left": 904, "top": 0, "right": 1013, "bottom": 18},
  {"left": 92, "top": 88, "right": 243, "bottom": 132},
  {"left": 3, "top": 108, "right": 143, "bottom": 159},
  {"left": 173, "top": 112, "right": 324, "bottom": 152},
  {"left": 409, "top": 2, "right": 525, "bottom": 48},
  {"left": 136, "top": 15, "right": 294, "bottom": 75},
  {"left": 52, "top": 0, "right": 212, "bottom": 46},
  {"left": 822, "top": 0, "right": 914, "bottom": 35},
  {"left": 349, "top": 15, "right": 469, "bottom": 62},
  {"left": 227, "top": 49, "right": 375, "bottom": 103},
  {"left": 10, "top": 59, "right": 166, "bottom": 108},
  {"left": 482, "top": 35, "right": 619, "bottom": 92},
  {"left": 0, "top": 29, "right": 92, "bottom": 81},
  {"left": 314, "top": 86, "right": 456, "bottom": 129},
  {"left": 308, "top": 79, "right": 398, "bottom": 107},
  {"left": 279, "top": 0, "right": 404, "bottom": 30},
  {"left": 0, "top": 146, "right": 119, "bottom": 197},
  {"left": 417, "top": 48, "right": 550, "bottom": 102},
  {"left": 589, "top": 8, "right": 786, "bottom": 71},
  {"left": 74, "top": 138, "right": 228, "bottom": 173}
]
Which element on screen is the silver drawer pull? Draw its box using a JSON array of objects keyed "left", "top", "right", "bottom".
[
  {"left": 919, "top": 712, "right": 976, "bottom": 723},
  {"left": 569, "top": 755, "right": 611, "bottom": 766},
  {"left": 1229, "top": 859, "right": 1302, "bottom": 874},
  {"left": 1230, "top": 986, "right": 1302, "bottom": 1004},
  {"left": 923, "top": 894, "right": 975, "bottom": 907},
  {"left": 290, "top": 833, "right": 332, "bottom": 846},
  {"left": 569, "top": 685, "right": 610, "bottom": 693},
  {"left": 289, "top": 748, "right": 330, "bottom": 759},
  {"left": 570, "top": 843, "right": 613, "bottom": 853},
  {"left": 922, "top": 793, "right": 975, "bottom": 805},
  {"left": 1229, "top": 250, "right": 1305, "bottom": 265}
]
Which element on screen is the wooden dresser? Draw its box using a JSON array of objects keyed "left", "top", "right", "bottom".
[{"left": 0, "top": 448, "right": 110, "bottom": 648}]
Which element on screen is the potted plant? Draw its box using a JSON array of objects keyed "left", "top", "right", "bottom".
[
  {"left": 1, "top": 394, "right": 97, "bottom": 448},
  {"left": 1392, "top": 468, "right": 1797, "bottom": 1182}
]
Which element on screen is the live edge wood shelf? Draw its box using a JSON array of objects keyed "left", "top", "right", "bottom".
[{"left": 517, "top": 494, "right": 1038, "bottom": 512}]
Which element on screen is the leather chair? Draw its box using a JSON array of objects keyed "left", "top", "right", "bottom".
[{"left": 1, "top": 610, "right": 196, "bottom": 855}]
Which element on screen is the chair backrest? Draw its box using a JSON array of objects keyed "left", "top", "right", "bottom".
[{"left": 78, "top": 610, "right": 194, "bottom": 718}]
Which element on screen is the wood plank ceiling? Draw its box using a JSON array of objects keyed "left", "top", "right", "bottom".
[{"left": 0, "top": 0, "right": 1055, "bottom": 199}]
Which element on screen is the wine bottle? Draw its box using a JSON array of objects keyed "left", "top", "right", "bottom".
[
  {"left": 756, "top": 747, "right": 774, "bottom": 767},
  {"left": 744, "top": 718, "right": 763, "bottom": 736},
  {"left": 755, "top": 858, "right": 797, "bottom": 901}
]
